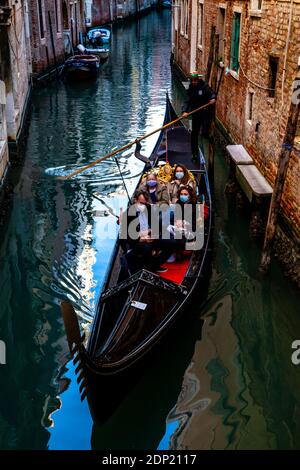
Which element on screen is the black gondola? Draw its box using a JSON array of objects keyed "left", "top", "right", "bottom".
[
  {"left": 62, "top": 54, "right": 100, "bottom": 80},
  {"left": 61, "top": 95, "right": 212, "bottom": 422}
]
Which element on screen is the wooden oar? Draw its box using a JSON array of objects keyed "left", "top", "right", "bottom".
[
  {"left": 59, "top": 101, "right": 214, "bottom": 180},
  {"left": 93, "top": 193, "right": 119, "bottom": 219}
]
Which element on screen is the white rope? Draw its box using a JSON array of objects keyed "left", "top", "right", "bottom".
[{"left": 239, "top": 62, "right": 275, "bottom": 92}]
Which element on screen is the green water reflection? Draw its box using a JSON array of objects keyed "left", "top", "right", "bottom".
[{"left": 0, "top": 9, "right": 299, "bottom": 450}]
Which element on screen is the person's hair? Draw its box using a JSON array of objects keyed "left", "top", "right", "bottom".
[
  {"left": 177, "top": 185, "right": 197, "bottom": 204},
  {"left": 173, "top": 164, "right": 190, "bottom": 185},
  {"left": 146, "top": 172, "right": 158, "bottom": 181},
  {"left": 133, "top": 189, "right": 150, "bottom": 203}
]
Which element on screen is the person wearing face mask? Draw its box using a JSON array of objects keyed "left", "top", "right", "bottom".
[
  {"left": 175, "top": 186, "right": 198, "bottom": 239},
  {"left": 140, "top": 172, "right": 170, "bottom": 206},
  {"left": 168, "top": 164, "right": 196, "bottom": 204},
  {"left": 120, "top": 189, "right": 172, "bottom": 274},
  {"left": 164, "top": 185, "right": 199, "bottom": 262}
]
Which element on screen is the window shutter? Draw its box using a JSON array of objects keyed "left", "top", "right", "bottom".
[{"left": 231, "top": 13, "right": 240, "bottom": 72}]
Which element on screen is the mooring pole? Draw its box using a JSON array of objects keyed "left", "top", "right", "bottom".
[
  {"left": 206, "top": 26, "right": 216, "bottom": 85},
  {"left": 45, "top": 45, "right": 51, "bottom": 81},
  {"left": 48, "top": 11, "right": 59, "bottom": 80},
  {"left": 208, "top": 106, "right": 216, "bottom": 186},
  {"left": 260, "top": 79, "right": 300, "bottom": 273}
]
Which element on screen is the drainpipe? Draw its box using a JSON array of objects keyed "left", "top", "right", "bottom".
[
  {"left": 109, "top": 0, "right": 113, "bottom": 22},
  {"left": 281, "top": 0, "right": 294, "bottom": 107}
]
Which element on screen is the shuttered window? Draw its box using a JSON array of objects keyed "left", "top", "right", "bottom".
[
  {"left": 197, "top": 1, "right": 204, "bottom": 47},
  {"left": 230, "top": 12, "right": 241, "bottom": 72},
  {"left": 37, "top": 0, "right": 45, "bottom": 39}
]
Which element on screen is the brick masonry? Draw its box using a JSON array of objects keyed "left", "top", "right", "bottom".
[
  {"left": 0, "top": 1, "right": 32, "bottom": 180},
  {"left": 28, "top": 0, "right": 86, "bottom": 76},
  {"left": 172, "top": 0, "right": 300, "bottom": 283}
]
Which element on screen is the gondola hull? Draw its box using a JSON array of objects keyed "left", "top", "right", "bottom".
[
  {"left": 62, "top": 262, "right": 211, "bottom": 424},
  {"left": 61, "top": 95, "right": 212, "bottom": 423},
  {"left": 63, "top": 55, "right": 100, "bottom": 80},
  {"left": 84, "top": 47, "right": 110, "bottom": 62}
]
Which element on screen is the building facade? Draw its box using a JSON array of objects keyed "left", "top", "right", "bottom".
[
  {"left": 172, "top": 0, "right": 300, "bottom": 247},
  {"left": 0, "top": 0, "right": 32, "bottom": 182},
  {"left": 86, "top": 0, "right": 158, "bottom": 27},
  {"left": 28, "top": 0, "right": 86, "bottom": 76}
]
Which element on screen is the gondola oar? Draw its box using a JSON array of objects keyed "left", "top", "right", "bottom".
[
  {"left": 59, "top": 101, "right": 215, "bottom": 181},
  {"left": 93, "top": 193, "right": 120, "bottom": 219},
  {"left": 114, "top": 156, "right": 131, "bottom": 203}
]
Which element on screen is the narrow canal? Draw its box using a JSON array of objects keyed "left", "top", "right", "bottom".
[{"left": 1, "top": 9, "right": 300, "bottom": 450}]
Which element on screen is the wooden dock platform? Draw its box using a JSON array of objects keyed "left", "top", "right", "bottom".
[
  {"left": 236, "top": 164, "right": 273, "bottom": 202},
  {"left": 226, "top": 144, "right": 273, "bottom": 203},
  {"left": 226, "top": 144, "right": 253, "bottom": 165}
]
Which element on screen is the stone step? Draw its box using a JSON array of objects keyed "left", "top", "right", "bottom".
[
  {"left": 236, "top": 164, "right": 273, "bottom": 202},
  {"left": 226, "top": 144, "right": 253, "bottom": 165}
]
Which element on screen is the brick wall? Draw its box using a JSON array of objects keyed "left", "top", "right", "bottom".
[
  {"left": 29, "top": 0, "right": 86, "bottom": 75},
  {"left": 172, "top": 0, "right": 300, "bottom": 237},
  {"left": 91, "top": 0, "right": 112, "bottom": 24},
  {"left": 0, "top": 1, "right": 32, "bottom": 181}
]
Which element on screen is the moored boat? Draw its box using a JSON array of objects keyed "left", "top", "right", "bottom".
[
  {"left": 76, "top": 43, "right": 109, "bottom": 63},
  {"left": 61, "top": 95, "right": 212, "bottom": 422},
  {"left": 83, "top": 47, "right": 110, "bottom": 62},
  {"left": 87, "top": 27, "right": 111, "bottom": 46},
  {"left": 62, "top": 54, "right": 100, "bottom": 80}
]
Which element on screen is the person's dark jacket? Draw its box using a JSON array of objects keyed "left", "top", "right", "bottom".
[
  {"left": 182, "top": 79, "right": 216, "bottom": 117},
  {"left": 119, "top": 204, "right": 153, "bottom": 249}
]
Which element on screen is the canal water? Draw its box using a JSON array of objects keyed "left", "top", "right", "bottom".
[{"left": 0, "top": 9, "right": 300, "bottom": 450}]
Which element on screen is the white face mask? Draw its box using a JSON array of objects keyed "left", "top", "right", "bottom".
[{"left": 136, "top": 203, "right": 146, "bottom": 212}]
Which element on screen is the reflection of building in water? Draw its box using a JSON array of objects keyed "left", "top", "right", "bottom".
[
  {"left": 167, "top": 294, "right": 272, "bottom": 450},
  {"left": 166, "top": 257, "right": 300, "bottom": 450},
  {"left": 75, "top": 223, "right": 97, "bottom": 311}
]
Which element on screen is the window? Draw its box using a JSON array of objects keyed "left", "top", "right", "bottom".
[
  {"left": 181, "top": 0, "right": 189, "bottom": 37},
  {"left": 251, "top": 0, "right": 263, "bottom": 11},
  {"left": 217, "top": 7, "right": 226, "bottom": 60},
  {"left": 74, "top": 2, "right": 78, "bottom": 43},
  {"left": 37, "top": 0, "right": 45, "bottom": 39},
  {"left": 180, "top": 0, "right": 184, "bottom": 34},
  {"left": 197, "top": 1, "right": 204, "bottom": 48},
  {"left": 230, "top": 12, "right": 241, "bottom": 73},
  {"left": 247, "top": 91, "right": 254, "bottom": 122},
  {"left": 184, "top": 0, "right": 189, "bottom": 37},
  {"left": 269, "top": 56, "right": 278, "bottom": 98},
  {"left": 55, "top": 0, "right": 61, "bottom": 33},
  {"left": 62, "top": 0, "right": 69, "bottom": 29}
]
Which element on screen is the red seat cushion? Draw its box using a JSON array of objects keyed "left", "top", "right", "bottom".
[{"left": 158, "top": 255, "right": 191, "bottom": 284}]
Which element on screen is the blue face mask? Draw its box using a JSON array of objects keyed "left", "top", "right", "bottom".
[
  {"left": 180, "top": 194, "right": 189, "bottom": 203},
  {"left": 175, "top": 171, "right": 184, "bottom": 180},
  {"left": 147, "top": 180, "right": 157, "bottom": 187}
]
